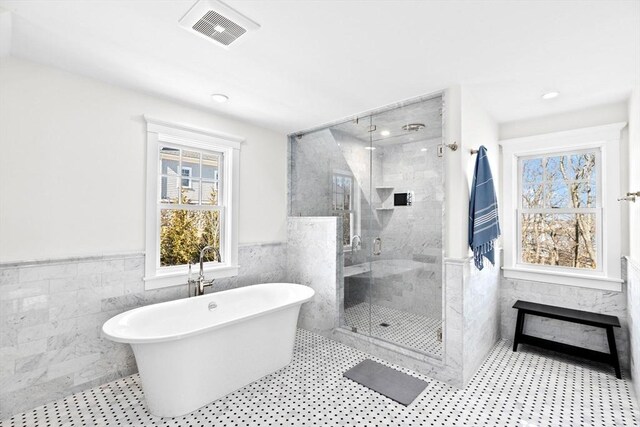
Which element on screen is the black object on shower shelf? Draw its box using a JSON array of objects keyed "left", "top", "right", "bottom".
[{"left": 394, "top": 192, "right": 412, "bottom": 206}]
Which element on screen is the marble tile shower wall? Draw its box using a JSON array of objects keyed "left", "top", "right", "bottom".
[
  {"left": 0, "top": 242, "right": 288, "bottom": 419},
  {"left": 289, "top": 129, "right": 376, "bottom": 223},
  {"left": 371, "top": 138, "right": 444, "bottom": 319},
  {"left": 500, "top": 264, "right": 630, "bottom": 370},
  {"left": 289, "top": 128, "right": 445, "bottom": 321}
]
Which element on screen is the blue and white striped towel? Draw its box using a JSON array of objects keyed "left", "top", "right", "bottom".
[{"left": 468, "top": 146, "right": 500, "bottom": 270}]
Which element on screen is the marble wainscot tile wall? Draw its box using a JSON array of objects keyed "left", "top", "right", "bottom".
[
  {"left": 462, "top": 253, "right": 501, "bottom": 385},
  {"left": 500, "top": 262, "right": 630, "bottom": 370},
  {"left": 0, "top": 242, "right": 287, "bottom": 420},
  {"left": 627, "top": 257, "right": 640, "bottom": 407}
]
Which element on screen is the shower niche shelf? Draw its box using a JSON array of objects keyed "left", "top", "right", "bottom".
[{"left": 376, "top": 187, "right": 394, "bottom": 209}]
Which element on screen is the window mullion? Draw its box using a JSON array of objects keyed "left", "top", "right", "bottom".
[
  {"left": 178, "top": 147, "right": 183, "bottom": 205},
  {"left": 199, "top": 152, "right": 203, "bottom": 205}
]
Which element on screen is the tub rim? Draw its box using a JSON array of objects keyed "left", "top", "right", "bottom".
[{"left": 101, "top": 282, "right": 314, "bottom": 344}]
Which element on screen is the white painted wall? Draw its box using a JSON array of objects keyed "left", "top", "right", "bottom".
[
  {"left": 461, "top": 88, "right": 501, "bottom": 228},
  {"left": 0, "top": 7, "right": 10, "bottom": 58},
  {"left": 445, "top": 87, "right": 500, "bottom": 259},
  {"left": 627, "top": 88, "right": 640, "bottom": 408},
  {"left": 629, "top": 90, "right": 640, "bottom": 263},
  {"left": 444, "top": 86, "right": 463, "bottom": 258},
  {"left": 499, "top": 102, "right": 629, "bottom": 140},
  {"left": 0, "top": 57, "right": 287, "bottom": 263}
]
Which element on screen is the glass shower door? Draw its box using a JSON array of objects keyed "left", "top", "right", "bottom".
[
  {"left": 288, "top": 95, "right": 444, "bottom": 359},
  {"left": 364, "top": 102, "right": 445, "bottom": 358}
]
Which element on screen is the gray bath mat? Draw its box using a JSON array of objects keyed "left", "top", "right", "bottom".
[{"left": 343, "top": 359, "right": 428, "bottom": 406}]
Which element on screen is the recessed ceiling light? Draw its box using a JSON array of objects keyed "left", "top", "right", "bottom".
[
  {"left": 541, "top": 91, "right": 560, "bottom": 100},
  {"left": 364, "top": 146, "right": 376, "bottom": 150},
  {"left": 380, "top": 130, "right": 390, "bottom": 137},
  {"left": 420, "top": 148, "right": 428, "bottom": 152},
  {"left": 214, "top": 25, "right": 226, "bottom": 33},
  {"left": 211, "top": 93, "right": 229, "bottom": 103}
]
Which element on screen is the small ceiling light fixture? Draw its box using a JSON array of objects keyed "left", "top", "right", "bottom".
[
  {"left": 364, "top": 146, "right": 376, "bottom": 151},
  {"left": 541, "top": 91, "right": 560, "bottom": 100},
  {"left": 380, "top": 130, "right": 390, "bottom": 137},
  {"left": 420, "top": 148, "right": 428, "bottom": 152},
  {"left": 211, "top": 93, "right": 229, "bottom": 103}
]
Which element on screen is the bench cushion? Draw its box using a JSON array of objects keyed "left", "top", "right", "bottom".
[{"left": 513, "top": 300, "right": 620, "bottom": 327}]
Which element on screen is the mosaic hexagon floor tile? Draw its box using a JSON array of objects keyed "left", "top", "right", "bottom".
[
  {"left": 1, "top": 329, "right": 638, "bottom": 426},
  {"left": 344, "top": 302, "right": 443, "bottom": 357}
]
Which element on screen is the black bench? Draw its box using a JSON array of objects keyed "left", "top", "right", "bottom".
[{"left": 512, "top": 300, "right": 621, "bottom": 379}]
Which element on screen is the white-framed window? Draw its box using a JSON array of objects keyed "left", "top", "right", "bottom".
[
  {"left": 500, "top": 123, "right": 625, "bottom": 291},
  {"left": 144, "top": 116, "right": 242, "bottom": 289},
  {"left": 518, "top": 149, "right": 600, "bottom": 270},
  {"left": 332, "top": 170, "right": 360, "bottom": 250}
]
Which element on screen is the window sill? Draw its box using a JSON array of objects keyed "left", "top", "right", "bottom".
[
  {"left": 144, "top": 264, "right": 239, "bottom": 290},
  {"left": 502, "top": 267, "right": 622, "bottom": 292}
]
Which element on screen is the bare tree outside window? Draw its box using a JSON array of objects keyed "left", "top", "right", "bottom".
[{"left": 520, "top": 151, "right": 598, "bottom": 269}]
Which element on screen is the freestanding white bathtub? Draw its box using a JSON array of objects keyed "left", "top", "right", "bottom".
[{"left": 102, "top": 282, "right": 314, "bottom": 417}]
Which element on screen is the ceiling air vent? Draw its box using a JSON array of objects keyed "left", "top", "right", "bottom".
[{"left": 179, "top": 0, "right": 260, "bottom": 49}]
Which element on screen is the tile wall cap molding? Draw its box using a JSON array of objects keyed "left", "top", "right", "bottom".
[
  {"left": 0, "top": 252, "right": 145, "bottom": 268},
  {"left": 238, "top": 241, "right": 287, "bottom": 247},
  {"left": 288, "top": 216, "right": 339, "bottom": 222},
  {"left": 444, "top": 257, "right": 471, "bottom": 265},
  {"left": 444, "top": 248, "right": 502, "bottom": 266},
  {"left": 626, "top": 256, "right": 640, "bottom": 274},
  {"left": 0, "top": 242, "right": 286, "bottom": 269}
]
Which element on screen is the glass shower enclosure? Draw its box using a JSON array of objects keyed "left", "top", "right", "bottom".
[{"left": 289, "top": 95, "right": 445, "bottom": 358}]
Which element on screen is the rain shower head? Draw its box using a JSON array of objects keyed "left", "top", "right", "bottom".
[{"left": 402, "top": 123, "right": 426, "bottom": 132}]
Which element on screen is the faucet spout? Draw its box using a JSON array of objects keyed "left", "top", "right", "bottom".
[{"left": 193, "top": 245, "right": 222, "bottom": 296}]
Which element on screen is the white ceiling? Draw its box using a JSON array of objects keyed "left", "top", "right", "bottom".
[{"left": 1, "top": 0, "right": 638, "bottom": 134}]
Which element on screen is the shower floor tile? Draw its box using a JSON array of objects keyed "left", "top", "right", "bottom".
[
  {"left": 345, "top": 302, "right": 443, "bottom": 357},
  {"left": 1, "top": 329, "right": 638, "bottom": 427}
]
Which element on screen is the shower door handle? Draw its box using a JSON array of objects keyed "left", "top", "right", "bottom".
[{"left": 373, "top": 237, "right": 382, "bottom": 256}]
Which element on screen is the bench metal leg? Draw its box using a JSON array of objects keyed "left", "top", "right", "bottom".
[
  {"left": 513, "top": 310, "right": 525, "bottom": 352},
  {"left": 606, "top": 325, "right": 622, "bottom": 379}
]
